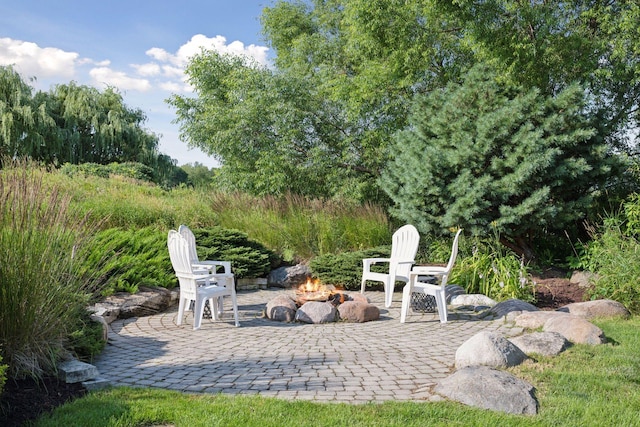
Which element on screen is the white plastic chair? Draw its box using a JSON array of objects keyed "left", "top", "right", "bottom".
[
  {"left": 400, "top": 229, "right": 463, "bottom": 324},
  {"left": 167, "top": 230, "right": 239, "bottom": 329},
  {"left": 360, "top": 224, "right": 420, "bottom": 308},
  {"left": 178, "top": 224, "right": 235, "bottom": 316}
]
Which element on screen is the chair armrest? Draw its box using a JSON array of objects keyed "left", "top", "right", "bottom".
[
  {"left": 362, "top": 258, "right": 390, "bottom": 270},
  {"left": 192, "top": 261, "right": 232, "bottom": 274}
]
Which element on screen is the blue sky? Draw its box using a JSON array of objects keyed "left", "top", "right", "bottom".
[{"left": 0, "top": 0, "right": 275, "bottom": 167}]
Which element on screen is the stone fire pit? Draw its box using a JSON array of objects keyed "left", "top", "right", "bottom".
[{"left": 264, "top": 280, "right": 380, "bottom": 324}]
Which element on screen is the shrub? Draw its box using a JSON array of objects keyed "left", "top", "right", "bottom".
[
  {"left": 581, "top": 211, "right": 640, "bottom": 314},
  {"left": 191, "top": 227, "right": 281, "bottom": 278},
  {"left": 449, "top": 236, "right": 535, "bottom": 302},
  {"left": 0, "top": 162, "right": 104, "bottom": 379},
  {"left": 67, "top": 313, "right": 106, "bottom": 363},
  {"left": 83, "top": 226, "right": 282, "bottom": 295},
  {"left": 310, "top": 247, "right": 391, "bottom": 290},
  {"left": 0, "top": 354, "right": 7, "bottom": 395}
]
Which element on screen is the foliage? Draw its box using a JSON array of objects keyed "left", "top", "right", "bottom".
[
  {"left": 67, "top": 312, "right": 106, "bottom": 363},
  {"left": 83, "top": 226, "right": 282, "bottom": 295},
  {"left": 450, "top": 234, "right": 536, "bottom": 303},
  {"left": 180, "top": 162, "right": 217, "bottom": 188},
  {"left": 208, "top": 192, "right": 392, "bottom": 261},
  {"left": 0, "top": 354, "right": 6, "bottom": 396},
  {"left": 0, "top": 67, "right": 186, "bottom": 187},
  {"left": 380, "top": 63, "right": 617, "bottom": 259},
  {"left": 0, "top": 161, "right": 105, "bottom": 379},
  {"left": 310, "top": 247, "right": 390, "bottom": 291},
  {"left": 190, "top": 227, "right": 281, "bottom": 279},
  {"left": 59, "top": 162, "right": 156, "bottom": 182},
  {"left": 82, "top": 227, "right": 176, "bottom": 295},
  {"left": 579, "top": 206, "right": 640, "bottom": 315}
]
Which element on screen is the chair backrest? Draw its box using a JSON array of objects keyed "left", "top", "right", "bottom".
[
  {"left": 390, "top": 224, "right": 420, "bottom": 277},
  {"left": 168, "top": 230, "right": 193, "bottom": 275},
  {"left": 444, "top": 229, "right": 463, "bottom": 272},
  {"left": 178, "top": 224, "right": 200, "bottom": 265}
]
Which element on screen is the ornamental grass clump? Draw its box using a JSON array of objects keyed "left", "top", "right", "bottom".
[{"left": 0, "top": 161, "right": 103, "bottom": 379}]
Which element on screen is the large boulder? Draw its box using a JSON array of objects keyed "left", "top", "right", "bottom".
[
  {"left": 265, "top": 295, "right": 298, "bottom": 322},
  {"left": 509, "top": 332, "right": 570, "bottom": 357},
  {"left": 267, "top": 264, "right": 311, "bottom": 288},
  {"left": 91, "top": 286, "right": 177, "bottom": 320},
  {"left": 435, "top": 366, "right": 538, "bottom": 415},
  {"left": 557, "top": 299, "right": 630, "bottom": 320},
  {"left": 488, "top": 299, "right": 539, "bottom": 319},
  {"left": 514, "top": 311, "right": 570, "bottom": 329},
  {"left": 295, "top": 301, "right": 338, "bottom": 324},
  {"left": 338, "top": 301, "right": 380, "bottom": 323},
  {"left": 543, "top": 315, "right": 606, "bottom": 345},
  {"left": 455, "top": 331, "right": 528, "bottom": 369}
]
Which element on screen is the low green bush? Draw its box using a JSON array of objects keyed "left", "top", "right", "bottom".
[
  {"left": 191, "top": 227, "right": 281, "bottom": 279},
  {"left": 83, "top": 226, "right": 282, "bottom": 295},
  {"left": 67, "top": 313, "right": 106, "bottom": 363},
  {"left": 310, "top": 247, "right": 391, "bottom": 290}
]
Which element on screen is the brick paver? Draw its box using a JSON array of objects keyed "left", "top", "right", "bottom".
[{"left": 94, "top": 288, "right": 507, "bottom": 403}]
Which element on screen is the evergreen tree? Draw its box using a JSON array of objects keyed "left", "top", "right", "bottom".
[{"left": 380, "top": 64, "right": 619, "bottom": 259}]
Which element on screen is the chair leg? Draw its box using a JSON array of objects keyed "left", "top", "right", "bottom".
[
  {"left": 177, "top": 297, "right": 188, "bottom": 325},
  {"left": 231, "top": 290, "right": 240, "bottom": 327},
  {"left": 435, "top": 289, "right": 448, "bottom": 323},
  {"left": 400, "top": 283, "right": 413, "bottom": 323},
  {"left": 193, "top": 297, "right": 206, "bottom": 330},
  {"left": 210, "top": 298, "right": 219, "bottom": 321},
  {"left": 360, "top": 277, "right": 367, "bottom": 294},
  {"left": 384, "top": 278, "right": 394, "bottom": 308}
]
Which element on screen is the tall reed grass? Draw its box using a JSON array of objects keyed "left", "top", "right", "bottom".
[
  {"left": 0, "top": 162, "right": 103, "bottom": 379},
  {"left": 41, "top": 172, "right": 392, "bottom": 261},
  {"left": 207, "top": 192, "right": 391, "bottom": 261}
]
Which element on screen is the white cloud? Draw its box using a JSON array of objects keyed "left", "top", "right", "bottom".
[
  {"left": 132, "top": 62, "right": 161, "bottom": 77},
  {"left": 145, "top": 34, "right": 269, "bottom": 69},
  {"left": 0, "top": 37, "right": 78, "bottom": 78},
  {"left": 89, "top": 67, "right": 152, "bottom": 91}
]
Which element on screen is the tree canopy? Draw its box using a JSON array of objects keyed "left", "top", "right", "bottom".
[
  {"left": 0, "top": 66, "right": 186, "bottom": 187},
  {"left": 380, "top": 64, "right": 619, "bottom": 258},
  {"left": 171, "top": 0, "right": 639, "bottom": 204}
]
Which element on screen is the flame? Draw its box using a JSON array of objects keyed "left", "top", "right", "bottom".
[{"left": 298, "top": 278, "right": 324, "bottom": 293}]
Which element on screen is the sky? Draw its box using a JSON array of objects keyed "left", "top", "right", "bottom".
[{"left": 0, "top": 0, "right": 275, "bottom": 167}]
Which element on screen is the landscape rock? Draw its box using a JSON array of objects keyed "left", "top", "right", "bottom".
[
  {"left": 435, "top": 366, "right": 538, "bottom": 415},
  {"left": 445, "top": 284, "right": 467, "bottom": 302},
  {"left": 569, "top": 270, "right": 596, "bottom": 288},
  {"left": 509, "top": 332, "right": 570, "bottom": 357},
  {"left": 295, "top": 301, "right": 338, "bottom": 324},
  {"left": 265, "top": 295, "right": 298, "bottom": 322},
  {"left": 488, "top": 299, "right": 539, "bottom": 319},
  {"left": 543, "top": 315, "right": 607, "bottom": 345},
  {"left": 349, "top": 293, "right": 370, "bottom": 304},
  {"left": 267, "top": 264, "right": 311, "bottom": 288},
  {"left": 91, "top": 286, "right": 177, "bottom": 320},
  {"left": 338, "top": 301, "right": 380, "bottom": 322},
  {"left": 455, "top": 331, "right": 528, "bottom": 369},
  {"left": 557, "top": 299, "right": 630, "bottom": 320},
  {"left": 450, "top": 294, "right": 497, "bottom": 307},
  {"left": 514, "top": 311, "right": 570, "bottom": 329}
]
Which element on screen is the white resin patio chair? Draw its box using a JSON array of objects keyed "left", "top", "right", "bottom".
[
  {"left": 400, "top": 228, "right": 463, "bottom": 324},
  {"left": 360, "top": 224, "right": 420, "bottom": 308},
  {"left": 167, "top": 230, "right": 239, "bottom": 329},
  {"left": 178, "top": 224, "right": 235, "bottom": 316}
]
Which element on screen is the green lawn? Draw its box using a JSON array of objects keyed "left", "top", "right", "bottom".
[{"left": 35, "top": 317, "right": 640, "bottom": 427}]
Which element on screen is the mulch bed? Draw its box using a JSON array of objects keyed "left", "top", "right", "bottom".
[{"left": 0, "top": 275, "right": 587, "bottom": 426}]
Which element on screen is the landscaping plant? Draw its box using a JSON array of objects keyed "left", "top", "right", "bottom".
[{"left": 0, "top": 162, "right": 104, "bottom": 379}]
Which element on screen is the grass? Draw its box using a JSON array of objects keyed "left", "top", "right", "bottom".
[{"left": 34, "top": 316, "right": 640, "bottom": 427}]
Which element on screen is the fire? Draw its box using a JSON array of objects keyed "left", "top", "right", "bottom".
[{"left": 295, "top": 278, "right": 339, "bottom": 304}]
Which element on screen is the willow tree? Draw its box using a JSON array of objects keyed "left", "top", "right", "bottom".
[
  {"left": 0, "top": 65, "right": 54, "bottom": 161},
  {"left": 380, "top": 64, "right": 619, "bottom": 259}
]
